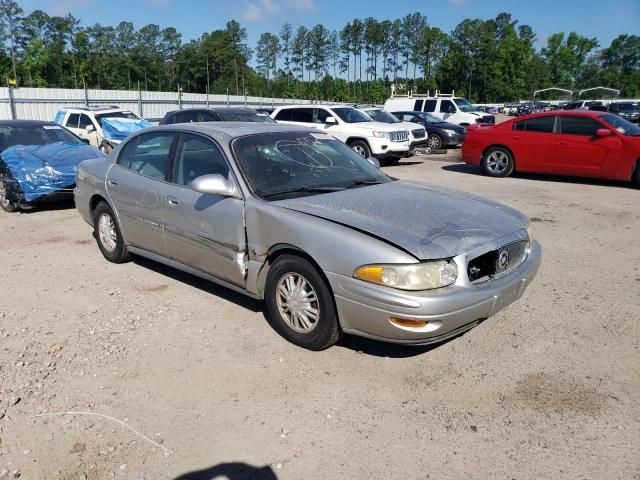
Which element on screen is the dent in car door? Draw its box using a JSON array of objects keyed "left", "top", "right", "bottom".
[
  {"left": 163, "top": 134, "right": 247, "bottom": 287},
  {"left": 105, "top": 132, "right": 176, "bottom": 256}
]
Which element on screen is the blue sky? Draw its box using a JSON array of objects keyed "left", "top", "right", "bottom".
[{"left": 19, "top": 0, "right": 640, "bottom": 50}]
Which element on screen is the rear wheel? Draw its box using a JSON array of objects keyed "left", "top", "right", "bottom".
[
  {"left": 93, "top": 201, "right": 131, "bottom": 263},
  {"left": 0, "top": 179, "right": 17, "bottom": 212},
  {"left": 632, "top": 161, "right": 640, "bottom": 188},
  {"left": 265, "top": 255, "right": 341, "bottom": 350},
  {"left": 349, "top": 140, "right": 371, "bottom": 159},
  {"left": 482, "top": 147, "right": 514, "bottom": 178}
]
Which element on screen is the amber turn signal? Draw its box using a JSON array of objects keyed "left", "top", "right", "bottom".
[{"left": 389, "top": 317, "right": 429, "bottom": 328}]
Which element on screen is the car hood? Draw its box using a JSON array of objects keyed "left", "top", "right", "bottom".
[
  {"left": 434, "top": 121, "right": 466, "bottom": 133},
  {"left": 350, "top": 121, "right": 407, "bottom": 132},
  {"left": 274, "top": 180, "right": 528, "bottom": 259}
]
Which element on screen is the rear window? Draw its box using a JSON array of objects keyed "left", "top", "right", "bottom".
[{"left": 424, "top": 100, "right": 436, "bottom": 112}]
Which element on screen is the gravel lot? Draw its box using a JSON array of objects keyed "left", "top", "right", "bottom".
[{"left": 0, "top": 150, "right": 638, "bottom": 480}]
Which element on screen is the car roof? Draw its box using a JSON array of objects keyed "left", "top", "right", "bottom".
[
  {"left": 0, "top": 120, "right": 58, "bottom": 127},
  {"left": 514, "top": 110, "right": 608, "bottom": 120},
  {"left": 144, "top": 122, "right": 315, "bottom": 139},
  {"left": 163, "top": 107, "right": 264, "bottom": 116}
]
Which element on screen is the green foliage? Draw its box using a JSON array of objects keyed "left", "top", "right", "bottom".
[{"left": 0, "top": 2, "right": 637, "bottom": 102}]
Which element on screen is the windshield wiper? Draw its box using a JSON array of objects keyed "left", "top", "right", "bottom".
[
  {"left": 259, "top": 185, "right": 346, "bottom": 198},
  {"left": 346, "top": 178, "right": 387, "bottom": 189}
]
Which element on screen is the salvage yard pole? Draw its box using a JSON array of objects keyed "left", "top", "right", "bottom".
[
  {"left": 138, "top": 81, "right": 143, "bottom": 118},
  {"left": 7, "top": 81, "right": 17, "bottom": 120}
]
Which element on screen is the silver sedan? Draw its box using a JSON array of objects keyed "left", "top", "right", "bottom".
[{"left": 74, "top": 123, "right": 541, "bottom": 350}]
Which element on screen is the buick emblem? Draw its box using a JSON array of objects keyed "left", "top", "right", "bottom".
[{"left": 497, "top": 248, "right": 510, "bottom": 271}]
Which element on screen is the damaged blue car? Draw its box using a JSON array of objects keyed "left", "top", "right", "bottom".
[{"left": 0, "top": 120, "right": 104, "bottom": 212}]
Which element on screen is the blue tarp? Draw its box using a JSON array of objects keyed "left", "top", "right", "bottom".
[
  {"left": 1, "top": 142, "right": 104, "bottom": 202},
  {"left": 101, "top": 118, "right": 151, "bottom": 142}
]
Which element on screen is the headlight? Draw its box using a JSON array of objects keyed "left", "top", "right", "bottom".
[
  {"left": 353, "top": 260, "right": 458, "bottom": 291},
  {"left": 372, "top": 131, "right": 390, "bottom": 139},
  {"left": 443, "top": 129, "right": 458, "bottom": 135}
]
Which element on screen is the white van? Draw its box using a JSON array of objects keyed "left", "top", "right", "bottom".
[{"left": 384, "top": 94, "right": 495, "bottom": 127}]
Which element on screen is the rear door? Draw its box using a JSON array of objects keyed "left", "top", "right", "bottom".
[
  {"left": 106, "top": 131, "right": 177, "bottom": 256},
  {"left": 163, "top": 133, "right": 247, "bottom": 286},
  {"left": 509, "top": 116, "right": 557, "bottom": 173},
  {"left": 554, "top": 116, "right": 619, "bottom": 176}
]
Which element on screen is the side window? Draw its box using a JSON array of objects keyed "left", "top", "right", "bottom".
[
  {"left": 173, "top": 135, "right": 229, "bottom": 187},
  {"left": 175, "top": 111, "right": 197, "bottom": 124},
  {"left": 413, "top": 100, "right": 424, "bottom": 111},
  {"left": 560, "top": 117, "right": 601, "bottom": 136},
  {"left": 274, "top": 109, "right": 292, "bottom": 121},
  {"left": 513, "top": 121, "right": 526, "bottom": 131},
  {"left": 524, "top": 116, "right": 555, "bottom": 133},
  {"left": 314, "top": 108, "right": 330, "bottom": 123},
  {"left": 290, "top": 108, "right": 313, "bottom": 123},
  {"left": 198, "top": 111, "right": 219, "bottom": 122},
  {"left": 65, "top": 113, "right": 80, "bottom": 128},
  {"left": 79, "top": 114, "right": 93, "bottom": 129},
  {"left": 440, "top": 100, "right": 455, "bottom": 113},
  {"left": 424, "top": 100, "right": 436, "bottom": 112},
  {"left": 118, "top": 132, "right": 174, "bottom": 181}
]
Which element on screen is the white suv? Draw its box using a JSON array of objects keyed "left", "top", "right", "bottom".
[
  {"left": 355, "top": 106, "right": 428, "bottom": 149},
  {"left": 53, "top": 106, "right": 149, "bottom": 153},
  {"left": 384, "top": 94, "right": 495, "bottom": 127},
  {"left": 271, "top": 105, "right": 410, "bottom": 162}
]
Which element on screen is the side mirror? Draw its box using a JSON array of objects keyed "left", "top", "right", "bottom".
[
  {"left": 85, "top": 125, "right": 95, "bottom": 132},
  {"left": 191, "top": 174, "right": 239, "bottom": 198},
  {"left": 325, "top": 116, "right": 337, "bottom": 124},
  {"left": 595, "top": 128, "right": 612, "bottom": 137},
  {"left": 366, "top": 157, "right": 380, "bottom": 168}
]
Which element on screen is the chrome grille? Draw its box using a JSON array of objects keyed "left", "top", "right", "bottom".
[
  {"left": 390, "top": 131, "right": 409, "bottom": 142},
  {"left": 467, "top": 241, "right": 528, "bottom": 283},
  {"left": 412, "top": 128, "right": 426, "bottom": 139}
]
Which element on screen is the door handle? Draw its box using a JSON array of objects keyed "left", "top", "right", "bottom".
[
  {"left": 107, "top": 179, "right": 118, "bottom": 186},
  {"left": 512, "top": 136, "right": 520, "bottom": 140},
  {"left": 167, "top": 195, "right": 179, "bottom": 206},
  {"left": 559, "top": 141, "right": 569, "bottom": 145}
]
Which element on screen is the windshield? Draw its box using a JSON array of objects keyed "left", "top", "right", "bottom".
[
  {"left": 0, "top": 124, "right": 84, "bottom": 151},
  {"left": 95, "top": 111, "right": 141, "bottom": 126},
  {"left": 417, "top": 112, "right": 445, "bottom": 124},
  {"left": 454, "top": 98, "right": 478, "bottom": 113},
  {"left": 601, "top": 114, "right": 640, "bottom": 136},
  {"left": 331, "top": 107, "right": 372, "bottom": 123},
  {"left": 365, "top": 109, "right": 400, "bottom": 124},
  {"left": 617, "top": 104, "right": 640, "bottom": 112},
  {"left": 232, "top": 131, "right": 391, "bottom": 200}
]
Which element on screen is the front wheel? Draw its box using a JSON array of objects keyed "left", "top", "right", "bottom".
[
  {"left": 427, "top": 134, "right": 442, "bottom": 150},
  {"left": 93, "top": 202, "right": 131, "bottom": 263},
  {"left": 349, "top": 140, "right": 371, "bottom": 159},
  {"left": 0, "top": 180, "right": 18, "bottom": 212},
  {"left": 482, "top": 147, "right": 514, "bottom": 177},
  {"left": 265, "top": 255, "right": 341, "bottom": 350}
]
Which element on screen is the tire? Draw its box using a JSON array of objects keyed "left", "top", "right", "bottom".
[
  {"left": 264, "top": 254, "right": 341, "bottom": 350},
  {"left": 349, "top": 140, "right": 371, "bottom": 159},
  {"left": 92, "top": 201, "right": 131, "bottom": 263},
  {"left": 427, "top": 134, "right": 442, "bottom": 150},
  {"left": 0, "top": 179, "right": 18, "bottom": 212},
  {"left": 99, "top": 142, "right": 113, "bottom": 154},
  {"left": 482, "top": 147, "right": 515, "bottom": 178}
]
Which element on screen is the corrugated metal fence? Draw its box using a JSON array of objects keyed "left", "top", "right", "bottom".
[{"left": 0, "top": 86, "right": 316, "bottom": 122}]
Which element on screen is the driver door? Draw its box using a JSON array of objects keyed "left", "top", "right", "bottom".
[{"left": 162, "top": 133, "right": 247, "bottom": 287}]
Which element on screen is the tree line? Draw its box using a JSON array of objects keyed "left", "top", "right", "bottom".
[{"left": 0, "top": 0, "right": 638, "bottom": 104}]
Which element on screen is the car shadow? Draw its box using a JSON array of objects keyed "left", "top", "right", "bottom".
[
  {"left": 172, "top": 462, "right": 277, "bottom": 480},
  {"left": 18, "top": 198, "right": 76, "bottom": 213},
  {"left": 441, "top": 163, "right": 635, "bottom": 188},
  {"left": 383, "top": 161, "right": 423, "bottom": 167},
  {"left": 335, "top": 324, "right": 476, "bottom": 359},
  {"left": 133, "top": 256, "right": 263, "bottom": 313}
]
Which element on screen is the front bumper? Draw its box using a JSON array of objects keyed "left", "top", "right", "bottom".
[
  {"left": 443, "top": 132, "right": 466, "bottom": 145},
  {"left": 326, "top": 240, "right": 541, "bottom": 345},
  {"left": 369, "top": 137, "right": 410, "bottom": 158}
]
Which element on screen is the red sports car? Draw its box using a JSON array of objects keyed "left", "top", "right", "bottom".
[{"left": 462, "top": 111, "right": 640, "bottom": 185}]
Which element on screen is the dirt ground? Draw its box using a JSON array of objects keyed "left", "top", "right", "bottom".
[{"left": 0, "top": 150, "right": 639, "bottom": 480}]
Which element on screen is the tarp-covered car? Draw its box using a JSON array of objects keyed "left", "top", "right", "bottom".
[{"left": 0, "top": 120, "right": 104, "bottom": 212}]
